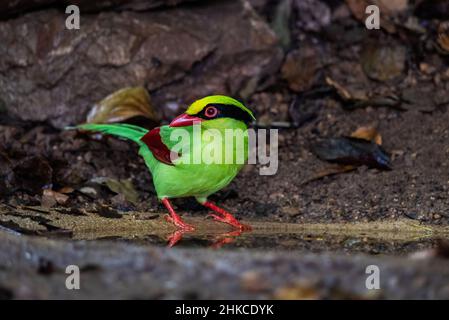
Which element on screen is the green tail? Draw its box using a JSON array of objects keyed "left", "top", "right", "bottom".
[
  {"left": 75, "top": 123, "right": 149, "bottom": 144},
  {"left": 72, "top": 123, "right": 160, "bottom": 172}
]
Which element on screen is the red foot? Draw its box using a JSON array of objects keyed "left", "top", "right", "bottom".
[
  {"left": 162, "top": 198, "right": 195, "bottom": 231},
  {"left": 210, "top": 230, "right": 243, "bottom": 249},
  {"left": 164, "top": 214, "right": 195, "bottom": 231},
  {"left": 167, "top": 230, "right": 186, "bottom": 247},
  {"left": 203, "top": 201, "right": 252, "bottom": 231}
]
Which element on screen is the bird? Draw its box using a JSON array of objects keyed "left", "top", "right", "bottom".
[{"left": 74, "top": 95, "right": 255, "bottom": 234}]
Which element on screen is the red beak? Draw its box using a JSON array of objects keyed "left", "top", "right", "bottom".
[{"left": 169, "top": 113, "right": 202, "bottom": 127}]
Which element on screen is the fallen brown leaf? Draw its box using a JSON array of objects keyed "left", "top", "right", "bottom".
[
  {"left": 325, "top": 77, "right": 354, "bottom": 101},
  {"left": 311, "top": 137, "right": 391, "bottom": 169},
  {"left": 87, "top": 87, "right": 158, "bottom": 124},
  {"left": 281, "top": 45, "right": 321, "bottom": 92},
  {"left": 437, "top": 21, "right": 449, "bottom": 54},
  {"left": 91, "top": 177, "right": 139, "bottom": 205},
  {"left": 351, "top": 126, "right": 382, "bottom": 145},
  {"left": 58, "top": 186, "right": 74, "bottom": 194},
  {"left": 326, "top": 76, "right": 401, "bottom": 110},
  {"left": 41, "top": 189, "right": 69, "bottom": 208},
  {"left": 302, "top": 164, "right": 356, "bottom": 185}
]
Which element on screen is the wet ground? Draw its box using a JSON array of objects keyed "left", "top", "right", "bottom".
[
  {"left": 1, "top": 218, "right": 449, "bottom": 299},
  {"left": 1, "top": 204, "right": 449, "bottom": 299},
  {"left": 1, "top": 204, "right": 447, "bottom": 252}
]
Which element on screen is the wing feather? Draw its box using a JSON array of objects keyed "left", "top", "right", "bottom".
[{"left": 140, "top": 127, "right": 177, "bottom": 166}]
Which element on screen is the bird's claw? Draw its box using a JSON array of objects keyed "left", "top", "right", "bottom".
[
  {"left": 210, "top": 230, "right": 245, "bottom": 249},
  {"left": 164, "top": 214, "right": 195, "bottom": 231},
  {"left": 166, "top": 230, "right": 186, "bottom": 247},
  {"left": 208, "top": 214, "right": 252, "bottom": 231}
]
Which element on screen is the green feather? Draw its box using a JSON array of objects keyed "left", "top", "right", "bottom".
[{"left": 76, "top": 123, "right": 148, "bottom": 143}]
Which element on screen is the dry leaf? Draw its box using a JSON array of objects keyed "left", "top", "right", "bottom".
[
  {"left": 282, "top": 45, "right": 321, "bottom": 92},
  {"left": 437, "top": 21, "right": 449, "bottom": 54},
  {"left": 326, "top": 77, "right": 354, "bottom": 101},
  {"left": 311, "top": 137, "right": 391, "bottom": 169},
  {"left": 87, "top": 87, "right": 158, "bottom": 124},
  {"left": 326, "top": 76, "right": 401, "bottom": 110},
  {"left": 91, "top": 177, "right": 139, "bottom": 205},
  {"left": 41, "top": 189, "right": 69, "bottom": 208},
  {"left": 351, "top": 126, "right": 382, "bottom": 145},
  {"left": 58, "top": 186, "right": 74, "bottom": 194},
  {"left": 302, "top": 164, "right": 356, "bottom": 185}
]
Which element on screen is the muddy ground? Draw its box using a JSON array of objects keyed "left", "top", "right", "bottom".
[{"left": 1, "top": 0, "right": 449, "bottom": 299}]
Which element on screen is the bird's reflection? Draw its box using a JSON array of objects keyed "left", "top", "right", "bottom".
[
  {"left": 209, "top": 230, "right": 244, "bottom": 249},
  {"left": 166, "top": 229, "right": 248, "bottom": 248}
]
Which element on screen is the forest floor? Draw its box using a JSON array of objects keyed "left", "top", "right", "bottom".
[{"left": 1, "top": 0, "right": 449, "bottom": 299}]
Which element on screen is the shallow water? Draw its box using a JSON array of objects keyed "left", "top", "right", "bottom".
[
  {"left": 87, "top": 229, "right": 441, "bottom": 255},
  {"left": 1, "top": 205, "right": 447, "bottom": 256}
]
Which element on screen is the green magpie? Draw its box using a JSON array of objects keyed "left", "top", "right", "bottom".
[{"left": 75, "top": 95, "right": 255, "bottom": 233}]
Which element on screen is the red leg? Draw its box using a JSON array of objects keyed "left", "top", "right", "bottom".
[
  {"left": 210, "top": 230, "right": 243, "bottom": 249},
  {"left": 202, "top": 201, "right": 252, "bottom": 231},
  {"left": 161, "top": 198, "right": 195, "bottom": 231},
  {"left": 167, "top": 230, "right": 185, "bottom": 247}
]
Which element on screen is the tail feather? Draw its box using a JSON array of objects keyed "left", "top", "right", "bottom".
[{"left": 74, "top": 123, "right": 149, "bottom": 143}]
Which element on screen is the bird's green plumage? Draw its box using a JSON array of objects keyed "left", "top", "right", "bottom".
[
  {"left": 155, "top": 119, "right": 248, "bottom": 203},
  {"left": 186, "top": 95, "right": 255, "bottom": 121},
  {"left": 74, "top": 96, "right": 253, "bottom": 204},
  {"left": 76, "top": 123, "right": 148, "bottom": 141}
]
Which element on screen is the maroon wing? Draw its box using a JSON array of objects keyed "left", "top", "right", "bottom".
[{"left": 140, "top": 127, "right": 177, "bottom": 166}]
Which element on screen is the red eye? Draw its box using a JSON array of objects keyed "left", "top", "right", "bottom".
[{"left": 204, "top": 106, "right": 218, "bottom": 118}]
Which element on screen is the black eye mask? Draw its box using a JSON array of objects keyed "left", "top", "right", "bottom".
[{"left": 195, "top": 103, "right": 254, "bottom": 124}]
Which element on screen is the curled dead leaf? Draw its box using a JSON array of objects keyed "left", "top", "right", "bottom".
[
  {"left": 326, "top": 77, "right": 354, "bottom": 101},
  {"left": 311, "top": 137, "right": 391, "bottom": 170},
  {"left": 87, "top": 87, "right": 158, "bottom": 124},
  {"left": 326, "top": 76, "right": 401, "bottom": 110},
  {"left": 351, "top": 126, "right": 382, "bottom": 145},
  {"left": 302, "top": 164, "right": 356, "bottom": 185},
  {"left": 305, "top": 131, "right": 390, "bottom": 184}
]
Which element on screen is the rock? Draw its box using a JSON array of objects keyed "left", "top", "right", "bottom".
[
  {"left": 0, "top": 0, "right": 200, "bottom": 18},
  {"left": 361, "top": 40, "right": 407, "bottom": 82},
  {"left": 13, "top": 157, "right": 53, "bottom": 194},
  {"left": 294, "top": 0, "right": 331, "bottom": 32},
  {"left": 281, "top": 44, "right": 321, "bottom": 92},
  {"left": 41, "top": 189, "right": 69, "bottom": 208},
  {"left": 0, "top": 0, "right": 282, "bottom": 128},
  {"left": 0, "top": 151, "right": 15, "bottom": 196}
]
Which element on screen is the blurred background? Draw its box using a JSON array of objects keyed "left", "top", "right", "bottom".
[{"left": 1, "top": 0, "right": 449, "bottom": 299}]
